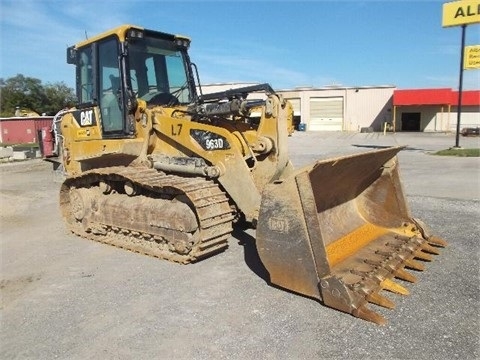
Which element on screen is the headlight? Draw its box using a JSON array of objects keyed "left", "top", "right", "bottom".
[
  {"left": 174, "top": 36, "right": 191, "bottom": 49},
  {"left": 127, "top": 29, "right": 144, "bottom": 39}
]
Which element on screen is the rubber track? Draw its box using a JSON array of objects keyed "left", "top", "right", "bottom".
[{"left": 61, "top": 166, "right": 235, "bottom": 263}]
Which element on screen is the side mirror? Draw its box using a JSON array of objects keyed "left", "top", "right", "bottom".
[{"left": 66, "top": 46, "right": 77, "bottom": 65}]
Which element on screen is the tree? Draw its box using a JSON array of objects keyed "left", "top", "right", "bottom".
[
  {"left": 0, "top": 74, "right": 76, "bottom": 117},
  {"left": 43, "top": 82, "right": 77, "bottom": 115}
]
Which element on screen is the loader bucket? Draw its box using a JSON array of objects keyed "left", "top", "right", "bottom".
[{"left": 256, "top": 146, "right": 446, "bottom": 324}]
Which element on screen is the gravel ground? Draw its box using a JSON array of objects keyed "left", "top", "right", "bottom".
[{"left": 0, "top": 131, "right": 479, "bottom": 360}]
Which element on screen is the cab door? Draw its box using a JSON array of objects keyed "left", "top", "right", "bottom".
[
  {"left": 97, "top": 37, "right": 125, "bottom": 135},
  {"left": 75, "top": 37, "right": 127, "bottom": 137}
]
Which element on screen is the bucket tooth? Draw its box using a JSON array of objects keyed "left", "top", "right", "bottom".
[
  {"left": 420, "top": 242, "right": 441, "bottom": 255},
  {"left": 405, "top": 259, "right": 426, "bottom": 271},
  {"left": 427, "top": 236, "right": 448, "bottom": 248},
  {"left": 414, "top": 250, "right": 433, "bottom": 262},
  {"left": 381, "top": 278, "right": 409, "bottom": 295},
  {"left": 353, "top": 306, "right": 387, "bottom": 325},
  {"left": 394, "top": 268, "right": 417, "bottom": 283},
  {"left": 367, "top": 292, "right": 395, "bottom": 309}
]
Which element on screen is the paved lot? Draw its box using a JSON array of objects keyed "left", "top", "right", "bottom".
[{"left": 1, "top": 132, "right": 479, "bottom": 359}]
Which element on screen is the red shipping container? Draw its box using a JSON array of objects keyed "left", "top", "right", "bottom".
[{"left": 0, "top": 116, "right": 53, "bottom": 144}]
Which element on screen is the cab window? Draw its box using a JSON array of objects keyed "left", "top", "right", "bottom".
[
  {"left": 77, "top": 47, "right": 94, "bottom": 105},
  {"left": 98, "top": 38, "right": 123, "bottom": 133}
]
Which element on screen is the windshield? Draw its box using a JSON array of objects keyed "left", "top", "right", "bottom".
[{"left": 128, "top": 36, "right": 193, "bottom": 106}]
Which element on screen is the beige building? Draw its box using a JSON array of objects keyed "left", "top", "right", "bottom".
[{"left": 277, "top": 85, "right": 395, "bottom": 132}]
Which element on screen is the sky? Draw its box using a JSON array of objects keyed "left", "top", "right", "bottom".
[{"left": 1, "top": 0, "right": 479, "bottom": 91}]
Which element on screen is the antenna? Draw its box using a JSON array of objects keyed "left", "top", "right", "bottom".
[{"left": 84, "top": 30, "right": 88, "bottom": 40}]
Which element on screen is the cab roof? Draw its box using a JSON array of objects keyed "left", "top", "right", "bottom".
[{"left": 74, "top": 24, "right": 190, "bottom": 48}]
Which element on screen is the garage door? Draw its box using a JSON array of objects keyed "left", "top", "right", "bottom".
[{"left": 309, "top": 97, "right": 343, "bottom": 131}]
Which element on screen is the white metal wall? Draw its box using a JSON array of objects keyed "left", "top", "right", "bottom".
[
  {"left": 279, "top": 86, "right": 395, "bottom": 131},
  {"left": 447, "top": 107, "right": 480, "bottom": 131},
  {"left": 343, "top": 87, "right": 394, "bottom": 131}
]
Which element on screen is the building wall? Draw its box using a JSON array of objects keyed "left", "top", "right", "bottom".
[
  {"left": 278, "top": 86, "right": 395, "bottom": 131},
  {"left": 394, "top": 106, "right": 444, "bottom": 132},
  {"left": 343, "top": 87, "right": 394, "bottom": 131},
  {"left": 394, "top": 105, "right": 479, "bottom": 132},
  {"left": 447, "top": 107, "right": 480, "bottom": 131}
]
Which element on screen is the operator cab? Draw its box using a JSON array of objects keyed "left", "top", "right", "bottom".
[{"left": 67, "top": 25, "right": 196, "bottom": 138}]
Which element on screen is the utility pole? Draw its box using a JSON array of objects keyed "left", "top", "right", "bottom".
[{"left": 454, "top": 25, "right": 466, "bottom": 148}]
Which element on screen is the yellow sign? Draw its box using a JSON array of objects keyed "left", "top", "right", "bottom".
[
  {"left": 464, "top": 45, "right": 480, "bottom": 69},
  {"left": 442, "top": 0, "right": 480, "bottom": 27}
]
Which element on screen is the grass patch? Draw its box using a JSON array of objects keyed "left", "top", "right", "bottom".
[{"left": 433, "top": 148, "right": 480, "bottom": 157}]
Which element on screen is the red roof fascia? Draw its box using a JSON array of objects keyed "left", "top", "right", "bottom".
[
  {"left": 393, "top": 88, "right": 453, "bottom": 106},
  {"left": 451, "top": 90, "right": 480, "bottom": 106}
]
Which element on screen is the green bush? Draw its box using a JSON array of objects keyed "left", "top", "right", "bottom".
[{"left": 433, "top": 148, "right": 480, "bottom": 157}]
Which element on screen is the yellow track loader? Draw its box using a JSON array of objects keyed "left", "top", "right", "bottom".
[{"left": 50, "top": 25, "right": 446, "bottom": 324}]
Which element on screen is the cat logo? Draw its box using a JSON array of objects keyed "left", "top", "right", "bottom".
[
  {"left": 80, "top": 110, "right": 94, "bottom": 126},
  {"left": 73, "top": 108, "right": 97, "bottom": 127}
]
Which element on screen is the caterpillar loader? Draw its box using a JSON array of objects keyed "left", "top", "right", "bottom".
[{"left": 52, "top": 25, "right": 446, "bottom": 324}]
